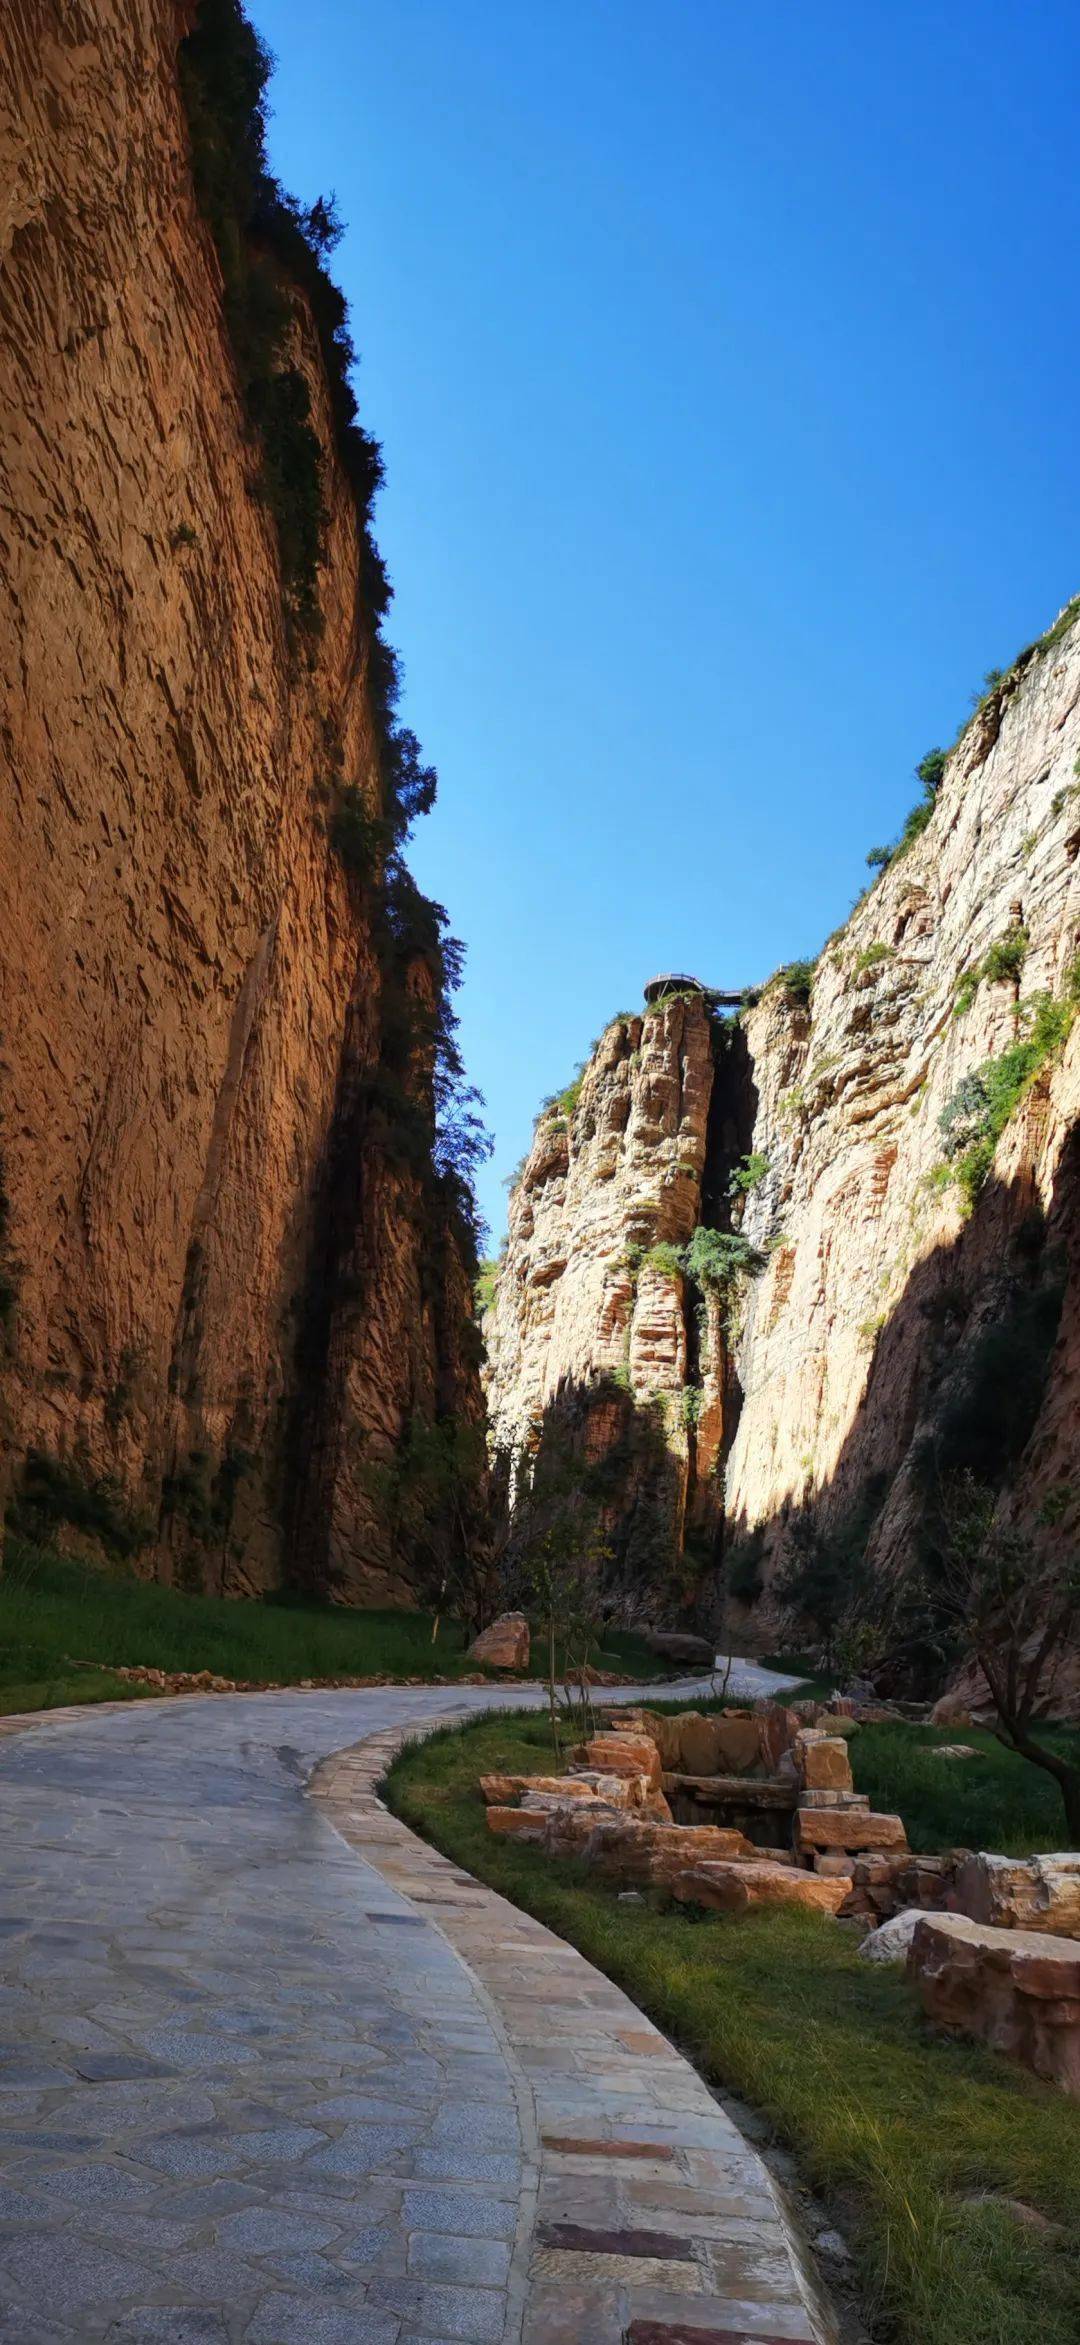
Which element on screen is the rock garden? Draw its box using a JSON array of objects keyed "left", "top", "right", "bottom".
[
  {"left": 388, "top": 1697, "right": 1080, "bottom": 2345},
  {"left": 481, "top": 1699, "right": 1080, "bottom": 2096}
]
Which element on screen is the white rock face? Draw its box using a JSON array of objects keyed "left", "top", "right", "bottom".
[
  {"left": 726, "top": 614, "right": 1080, "bottom": 1608},
  {"left": 858, "top": 1908, "right": 926, "bottom": 1963},
  {"left": 485, "top": 607, "right": 1080, "bottom": 1666},
  {"left": 483, "top": 992, "right": 725, "bottom": 1593}
]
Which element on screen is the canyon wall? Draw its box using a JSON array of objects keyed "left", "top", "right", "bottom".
[
  {"left": 0, "top": 0, "right": 484, "bottom": 1602},
  {"left": 485, "top": 605, "right": 1080, "bottom": 1661}
]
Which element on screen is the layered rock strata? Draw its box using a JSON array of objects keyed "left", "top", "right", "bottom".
[
  {"left": 485, "top": 605, "right": 1080, "bottom": 1668},
  {"left": 0, "top": 0, "right": 482, "bottom": 1600}
]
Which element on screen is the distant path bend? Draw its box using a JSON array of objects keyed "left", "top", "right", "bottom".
[{"left": 0, "top": 1666, "right": 826, "bottom": 2345}]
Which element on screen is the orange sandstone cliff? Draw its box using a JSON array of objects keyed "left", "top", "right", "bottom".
[{"left": 0, "top": 0, "right": 485, "bottom": 1602}]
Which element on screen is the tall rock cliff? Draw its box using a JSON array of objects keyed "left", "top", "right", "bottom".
[
  {"left": 485, "top": 603, "right": 1080, "bottom": 1663},
  {"left": 0, "top": 0, "right": 485, "bottom": 1603}
]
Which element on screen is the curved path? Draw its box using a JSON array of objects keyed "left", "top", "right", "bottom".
[{"left": 0, "top": 1669, "right": 826, "bottom": 2345}]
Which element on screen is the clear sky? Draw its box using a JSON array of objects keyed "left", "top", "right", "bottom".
[{"left": 248, "top": 0, "right": 1080, "bottom": 1240}]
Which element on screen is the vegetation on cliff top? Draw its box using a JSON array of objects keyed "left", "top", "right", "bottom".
[{"left": 180, "top": 0, "right": 490, "bottom": 1279}]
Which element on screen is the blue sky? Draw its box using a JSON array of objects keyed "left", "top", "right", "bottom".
[{"left": 249, "top": 0, "right": 1080, "bottom": 1239}]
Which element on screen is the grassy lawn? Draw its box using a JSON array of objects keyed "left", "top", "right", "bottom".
[
  {"left": 386, "top": 1706, "right": 1080, "bottom": 2345},
  {"left": 0, "top": 1536, "right": 665, "bottom": 1716},
  {"left": 853, "top": 1720, "right": 1080, "bottom": 1857}
]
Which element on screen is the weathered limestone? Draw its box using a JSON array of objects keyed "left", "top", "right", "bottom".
[
  {"left": 909, "top": 1914, "right": 1080, "bottom": 2096},
  {"left": 793, "top": 1730, "right": 854, "bottom": 1793},
  {"left": 486, "top": 1805, "right": 554, "bottom": 1840},
  {"left": 672, "top": 1860, "right": 852, "bottom": 1917},
  {"left": 468, "top": 1613, "right": 531, "bottom": 1670},
  {"left": 481, "top": 1772, "right": 600, "bottom": 1805},
  {"left": 859, "top": 1909, "right": 925, "bottom": 1963},
  {"left": 582, "top": 1731, "right": 664, "bottom": 1789},
  {"left": 485, "top": 614, "right": 1080, "bottom": 1701},
  {"left": 952, "top": 1852, "right": 1080, "bottom": 1939},
  {"left": 794, "top": 1805, "right": 906, "bottom": 1856}
]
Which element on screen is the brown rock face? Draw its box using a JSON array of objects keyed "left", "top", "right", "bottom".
[
  {"left": 582, "top": 1731, "right": 664, "bottom": 1787},
  {"left": 672, "top": 1860, "right": 851, "bottom": 1916},
  {"left": 468, "top": 1614, "right": 530, "bottom": 1671},
  {"left": 483, "top": 991, "right": 730, "bottom": 1607},
  {"left": 0, "top": 0, "right": 483, "bottom": 1602},
  {"left": 794, "top": 1807, "right": 906, "bottom": 1855},
  {"left": 667, "top": 1713, "right": 763, "bottom": 1777},
  {"left": 793, "top": 1732, "right": 854, "bottom": 1793},
  {"left": 909, "top": 1913, "right": 1080, "bottom": 2096}
]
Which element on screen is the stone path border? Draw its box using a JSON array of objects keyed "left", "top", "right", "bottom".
[{"left": 312, "top": 1714, "right": 835, "bottom": 2345}]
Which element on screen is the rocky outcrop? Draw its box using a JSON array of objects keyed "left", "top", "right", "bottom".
[
  {"left": 909, "top": 1913, "right": 1080, "bottom": 2096},
  {"left": 483, "top": 990, "right": 737, "bottom": 1605},
  {"left": 0, "top": 0, "right": 484, "bottom": 1602},
  {"left": 485, "top": 602, "right": 1080, "bottom": 1679}
]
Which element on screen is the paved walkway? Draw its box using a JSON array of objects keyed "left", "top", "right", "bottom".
[{"left": 0, "top": 1667, "right": 825, "bottom": 2345}]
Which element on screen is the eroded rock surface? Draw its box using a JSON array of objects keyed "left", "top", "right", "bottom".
[
  {"left": 485, "top": 608, "right": 1080, "bottom": 1689},
  {"left": 0, "top": 0, "right": 483, "bottom": 1600},
  {"left": 910, "top": 1912, "right": 1080, "bottom": 2095}
]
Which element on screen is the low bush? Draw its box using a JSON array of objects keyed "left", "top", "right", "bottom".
[{"left": 954, "top": 924, "right": 1029, "bottom": 1015}]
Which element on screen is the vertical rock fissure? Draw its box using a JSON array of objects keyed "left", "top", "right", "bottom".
[{"left": 687, "top": 1017, "right": 760, "bottom": 1592}]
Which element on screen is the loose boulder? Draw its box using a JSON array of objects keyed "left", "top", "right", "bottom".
[
  {"left": 858, "top": 1909, "right": 925, "bottom": 1963},
  {"left": 793, "top": 1729, "right": 854, "bottom": 1793},
  {"left": 951, "top": 1853, "right": 1080, "bottom": 1940},
  {"left": 642, "top": 1628, "right": 715, "bottom": 1666},
  {"left": 671, "top": 1859, "right": 852, "bottom": 1916},
  {"left": 468, "top": 1613, "right": 530, "bottom": 1670},
  {"left": 794, "top": 1805, "right": 907, "bottom": 1856},
  {"left": 581, "top": 1730, "right": 663, "bottom": 1789},
  {"left": 909, "top": 1913, "right": 1080, "bottom": 2096}
]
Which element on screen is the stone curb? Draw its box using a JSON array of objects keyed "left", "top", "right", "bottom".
[{"left": 309, "top": 1708, "right": 837, "bottom": 2345}]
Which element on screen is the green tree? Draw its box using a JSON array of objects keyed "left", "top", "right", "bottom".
[{"left": 936, "top": 1474, "right": 1080, "bottom": 1840}]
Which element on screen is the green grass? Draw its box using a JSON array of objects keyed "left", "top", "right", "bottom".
[
  {"left": 386, "top": 1708, "right": 1080, "bottom": 2345},
  {"left": 852, "top": 1720, "right": 1080, "bottom": 1856},
  {"left": 0, "top": 1536, "right": 667, "bottom": 1716}
]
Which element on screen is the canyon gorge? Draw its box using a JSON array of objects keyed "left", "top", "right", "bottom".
[
  {"left": 1, "top": 0, "right": 1078, "bottom": 1709},
  {"left": 484, "top": 610, "right": 1080, "bottom": 1690}
]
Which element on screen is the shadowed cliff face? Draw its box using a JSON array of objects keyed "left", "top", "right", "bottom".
[
  {"left": 0, "top": 0, "right": 484, "bottom": 1602},
  {"left": 483, "top": 993, "right": 746, "bottom": 1614},
  {"left": 485, "top": 612, "right": 1080, "bottom": 1650}
]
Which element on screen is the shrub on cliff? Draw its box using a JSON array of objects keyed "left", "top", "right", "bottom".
[
  {"left": 935, "top": 988, "right": 1074, "bottom": 1210},
  {"left": 684, "top": 1226, "right": 765, "bottom": 1289},
  {"left": 867, "top": 743, "right": 947, "bottom": 877}
]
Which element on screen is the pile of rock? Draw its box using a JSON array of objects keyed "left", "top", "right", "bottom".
[
  {"left": 481, "top": 1709, "right": 1080, "bottom": 2095},
  {"left": 482, "top": 1712, "right": 909, "bottom": 1918}
]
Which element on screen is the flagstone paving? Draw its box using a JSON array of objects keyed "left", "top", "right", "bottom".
[{"left": 0, "top": 1667, "right": 824, "bottom": 2344}]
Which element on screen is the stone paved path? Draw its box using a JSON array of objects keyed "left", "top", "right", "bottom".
[{"left": 0, "top": 1665, "right": 822, "bottom": 2344}]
